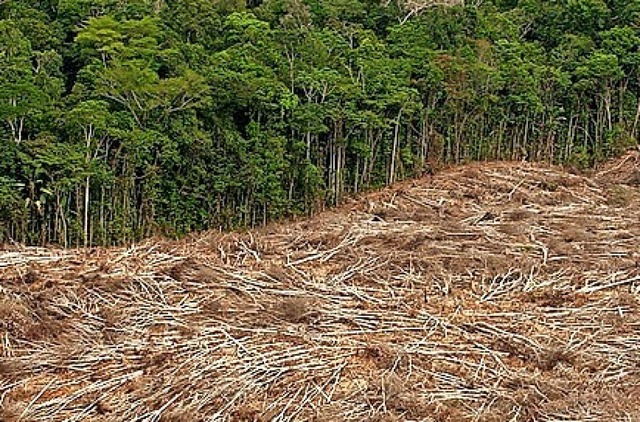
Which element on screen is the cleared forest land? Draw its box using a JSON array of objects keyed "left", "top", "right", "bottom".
[{"left": 2, "top": 153, "right": 640, "bottom": 421}]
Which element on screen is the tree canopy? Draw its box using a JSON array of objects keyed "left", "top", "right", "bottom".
[{"left": 1, "top": 0, "right": 638, "bottom": 246}]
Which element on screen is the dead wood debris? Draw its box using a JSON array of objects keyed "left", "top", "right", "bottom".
[{"left": 1, "top": 152, "right": 639, "bottom": 421}]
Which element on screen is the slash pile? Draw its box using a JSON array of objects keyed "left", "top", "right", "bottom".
[{"left": 1, "top": 153, "right": 640, "bottom": 421}]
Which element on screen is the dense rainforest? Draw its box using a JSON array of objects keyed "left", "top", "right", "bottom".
[{"left": 1, "top": 0, "right": 639, "bottom": 246}]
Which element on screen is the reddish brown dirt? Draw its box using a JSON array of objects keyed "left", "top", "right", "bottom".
[{"left": 1, "top": 152, "right": 640, "bottom": 421}]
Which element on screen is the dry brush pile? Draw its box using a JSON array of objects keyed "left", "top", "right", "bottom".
[{"left": 2, "top": 153, "right": 640, "bottom": 421}]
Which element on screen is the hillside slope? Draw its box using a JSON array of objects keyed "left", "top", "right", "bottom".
[{"left": 2, "top": 154, "right": 640, "bottom": 421}]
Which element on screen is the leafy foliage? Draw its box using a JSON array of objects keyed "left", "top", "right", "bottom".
[{"left": 0, "top": 0, "right": 638, "bottom": 245}]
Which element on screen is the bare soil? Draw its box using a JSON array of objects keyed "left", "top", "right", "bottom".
[{"left": 1, "top": 152, "right": 640, "bottom": 421}]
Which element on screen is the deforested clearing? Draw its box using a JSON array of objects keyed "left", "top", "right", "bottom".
[{"left": 2, "top": 153, "right": 640, "bottom": 422}]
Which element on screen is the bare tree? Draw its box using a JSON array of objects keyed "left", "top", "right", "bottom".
[{"left": 386, "top": 0, "right": 465, "bottom": 24}]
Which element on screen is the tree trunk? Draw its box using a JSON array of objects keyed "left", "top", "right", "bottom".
[{"left": 389, "top": 109, "right": 402, "bottom": 185}]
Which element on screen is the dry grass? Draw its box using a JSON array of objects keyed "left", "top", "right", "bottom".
[{"left": 1, "top": 152, "right": 640, "bottom": 421}]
